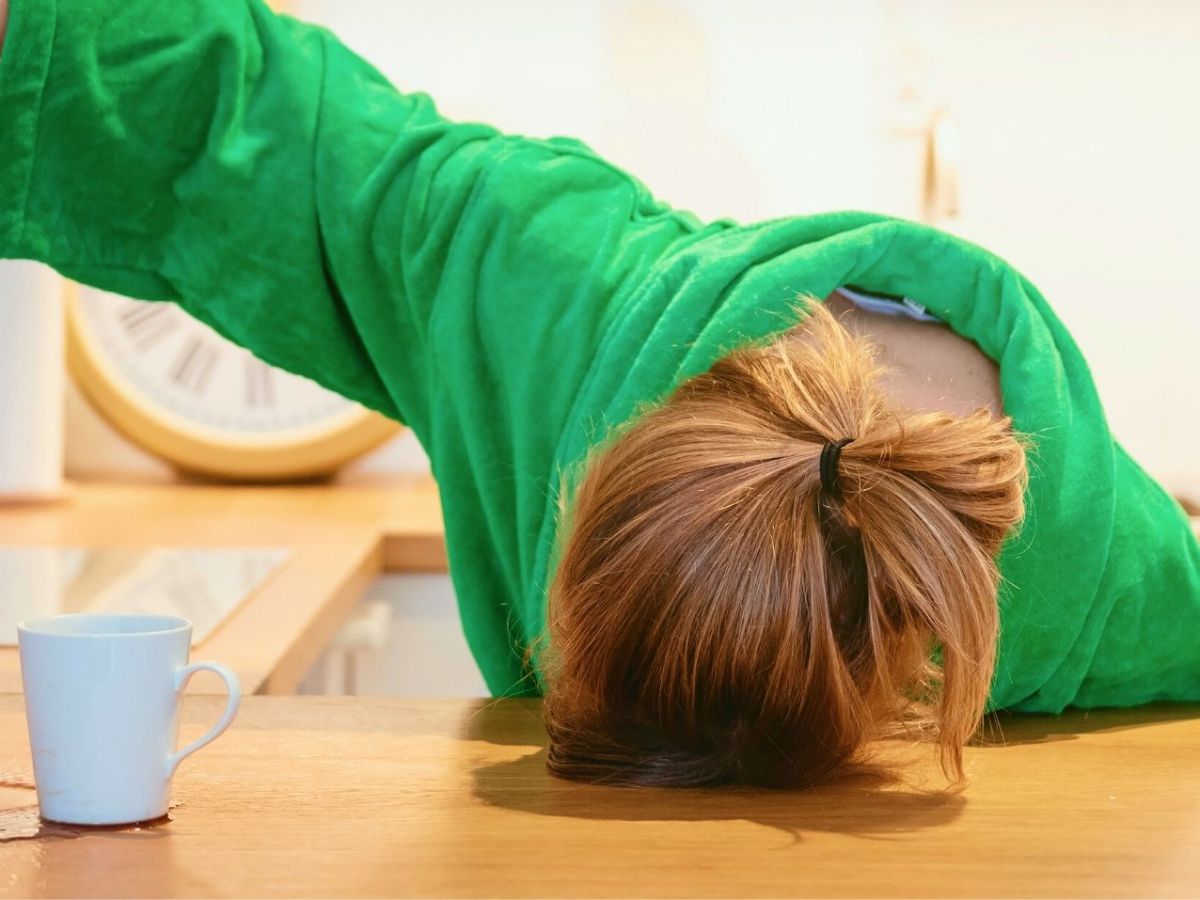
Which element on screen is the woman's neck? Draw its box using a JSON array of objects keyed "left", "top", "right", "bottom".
[{"left": 821, "top": 290, "right": 1006, "bottom": 421}]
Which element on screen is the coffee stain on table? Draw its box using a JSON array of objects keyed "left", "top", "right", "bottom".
[{"left": 0, "top": 781, "right": 178, "bottom": 844}]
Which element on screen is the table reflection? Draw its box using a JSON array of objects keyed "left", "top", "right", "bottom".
[{"left": 0, "top": 546, "right": 289, "bottom": 645}]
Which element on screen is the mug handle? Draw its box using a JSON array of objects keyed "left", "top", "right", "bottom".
[{"left": 165, "top": 661, "right": 243, "bottom": 779}]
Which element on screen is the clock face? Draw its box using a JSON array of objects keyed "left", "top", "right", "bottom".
[
  {"left": 75, "top": 287, "right": 360, "bottom": 438},
  {"left": 66, "top": 283, "right": 400, "bottom": 480}
]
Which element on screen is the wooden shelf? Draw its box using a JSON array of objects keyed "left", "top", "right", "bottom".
[{"left": 0, "top": 475, "right": 446, "bottom": 694}]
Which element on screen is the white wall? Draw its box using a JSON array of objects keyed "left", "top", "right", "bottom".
[{"left": 937, "top": 1, "right": 1200, "bottom": 497}]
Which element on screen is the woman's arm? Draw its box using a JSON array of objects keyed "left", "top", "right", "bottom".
[
  {"left": 0, "top": 0, "right": 9, "bottom": 58},
  {"left": 0, "top": 0, "right": 655, "bottom": 439},
  {"left": 0, "top": 0, "right": 443, "bottom": 422},
  {"left": 0, "top": 0, "right": 702, "bottom": 443}
]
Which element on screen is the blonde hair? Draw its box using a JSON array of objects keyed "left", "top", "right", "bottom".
[{"left": 532, "top": 294, "right": 1031, "bottom": 791}]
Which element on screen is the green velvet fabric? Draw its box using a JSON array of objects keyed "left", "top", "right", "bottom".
[{"left": 2, "top": 0, "right": 1196, "bottom": 712}]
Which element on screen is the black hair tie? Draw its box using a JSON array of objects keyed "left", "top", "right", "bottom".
[{"left": 819, "top": 437, "right": 855, "bottom": 500}]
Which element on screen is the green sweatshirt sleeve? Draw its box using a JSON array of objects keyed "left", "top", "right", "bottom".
[
  {"left": 1, "top": 0, "right": 679, "bottom": 438},
  {"left": 0, "top": 0, "right": 402, "bottom": 419}
]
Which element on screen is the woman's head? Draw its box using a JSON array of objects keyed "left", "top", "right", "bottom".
[{"left": 534, "top": 293, "right": 1031, "bottom": 791}]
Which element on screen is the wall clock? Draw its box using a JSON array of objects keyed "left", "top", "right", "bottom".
[{"left": 65, "top": 283, "right": 400, "bottom": 481}]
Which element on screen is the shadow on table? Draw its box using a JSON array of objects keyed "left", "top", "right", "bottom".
[
  {"left": 462, "top": 697, "right": 1199, "bottom": 840},
  {"left": 463, "top": 695, "right": 1200, "bottom": 751},
  {"left": 469, "top": 744, "right": 962, "bottom": 842},
  {"left": 975, "top": 700, "right": 1200, "bottom": 747},
  {"left": 461, "top": 699, "right": 960, "bottom": 841}
]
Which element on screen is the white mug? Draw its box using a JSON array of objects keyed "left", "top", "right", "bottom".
[{"left": 17, "top": 613, "right": 241, "bottom": 826}]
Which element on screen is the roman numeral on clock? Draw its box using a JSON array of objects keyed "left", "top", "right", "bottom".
[
  {"left": 119, "top": 302, "right": 178, "bottom": 351},
  {"left": 168, "top": 336, "right": 219, "bottom": 396},
  {"left": 245, "top": 358, "right": 275, "bottom": 408}
]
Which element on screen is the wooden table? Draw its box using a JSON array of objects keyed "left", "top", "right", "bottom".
[
  {"left": 1, "top": 695, "right": 1197, "bottom": 898},
  {"left": 0, "top": 475, "right": 447, "bottom": 695}
]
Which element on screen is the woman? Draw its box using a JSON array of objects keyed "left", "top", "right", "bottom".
[{"left": 1, "top": 0, "right": 1197, "bottom": 792}]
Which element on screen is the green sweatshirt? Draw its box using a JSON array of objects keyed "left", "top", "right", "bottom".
[{"left": 2, "top": 0, "right": 1197, "bottom": 713}]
